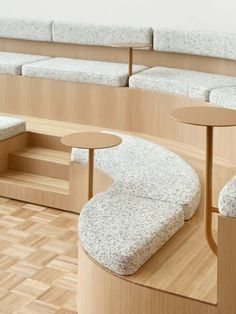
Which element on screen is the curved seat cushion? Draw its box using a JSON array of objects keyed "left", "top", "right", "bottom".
[
  {"left": 129, "top": 67, "right": 236, "bottom": 101},
  {"left": 153, "top": 28, "right": 236, "bottom": 60},
  {"left": 52, "top": 21, "right": 152, "bottom": 47},
  {"left": 79, "top": 191, "right": 184, "bottom": 275},
  {"left": 22, "top": 58, "right": 148, "bottom": 87},
  {"left": 0, "top": 116, "right": 26, "bottom": 141},
  {"left": 219, "top": 176, "right": 236, "bottom": 218},
  {"left": 0, "top": 52, "right": 50, "bottom": 75},
  {"left": 0, "top": 17, "right": 52, "bottom": 42},
  {"left": 72, "top": 132, "right": 201, "bottom": 220},
  {"left": 210, "top": 87, "right": 236, "bottom": 110}
]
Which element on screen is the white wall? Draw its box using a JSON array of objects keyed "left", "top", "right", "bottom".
[{"left": 0, "top": 0, "right": 235, "bottom": 32}]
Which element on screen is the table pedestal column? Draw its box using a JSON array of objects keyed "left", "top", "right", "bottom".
[
  {"left": 88, "top": 148, "right": 94, "bottom": 200},
  {"left": 205, "top": 126, "right": 217, "bottom": 255}
]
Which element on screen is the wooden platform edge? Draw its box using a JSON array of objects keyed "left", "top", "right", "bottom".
[{"left": 78, "top": 215, "right": 236, "bottom": 314}]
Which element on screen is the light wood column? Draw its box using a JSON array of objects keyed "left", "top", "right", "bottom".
[
  {"left": 88, "top": 148, "right": 94, "bottom": 200},
  {"left": 218, "top": 215, "right": 236, "bottom": 314},
  {"left": 205, "top": 126, "right": 217, "bottom": 255}
]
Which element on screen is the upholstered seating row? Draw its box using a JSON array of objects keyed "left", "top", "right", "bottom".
[
  {"left": 73, "top": 132, "right": 201, "bottom": 275},
  {"left": 0, "top": 116, "right": 26, "bottom": 141},
  {"left": 0, "top": 17, "right": 236, "bottom": 108},
  {"left": 1, "top": 52, "right": 236, "bottom": 104},
  {"left": 0, "top": 17, "right": 152, "bottom": 45}
]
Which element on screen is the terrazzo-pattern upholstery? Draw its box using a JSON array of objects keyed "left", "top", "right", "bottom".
[
  {"left": 79, "top": 191, "right": 184, "bottom": 275},
  {"left": 72, "top": 132, "right": 201, "bottom": 220},
  {"left": 210, "top": 87, "right": 236, "bottom": 110},
  {"left": 22, "top": 57, "right": 148, "bottom": 87},
  {"left": 129, "top": 67, "right": 236, "bottom": 101},
  {"left": 52, "top": 21, "right": 152, "bottom": 47},
  {"left": 0, "top": 17, "right": 53, "bottom": 42},
  {"left": 0, "top": 116, "right": 26, "bottom": 141},
  {"left": 0, "top": 52, "right": 50, "bottom": 75},
  {"left": 153, "top": 28, "right": 236, "bottom": 60},
  {"left": 219, "top": 176, "right": 236, "bottom": 218}
]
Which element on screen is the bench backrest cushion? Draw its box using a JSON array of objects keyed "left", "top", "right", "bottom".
[
  {"left": 0, "top": 17, "right": 53, "bottom": 42},
  {"left": 153, "top": 28, "right": 236, "bottom": 60},
  {"left": 52, "top": 21, "right": 153, "bottom": 47}
]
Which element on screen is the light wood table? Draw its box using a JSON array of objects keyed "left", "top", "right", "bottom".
[
  {"left": 171, "top": 106, "right": 236, "bottom": 255},
  {"left": 62, "top": 132, "right": 122, "bottom": 200},
  {"left": 110, "top": 42, "right": 151, "bottom": 77}
]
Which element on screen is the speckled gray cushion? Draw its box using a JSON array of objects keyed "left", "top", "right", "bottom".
[
  {"left": 22, "top": 57, "right": 148, "bottom": 87},
  {"left": 0, "top": 52, "right": 50, "bottom": 75},
  {"left": 153, "top": 28, "right": 236, "bottom": 60},
  {"left": 79, "top": 191, "right": 184, "bottom": 275},
  {"left": 0, "top": 17, "right": 53, "bottom": 42},
  {"left": 0, "top": 116, "right": 26, "bottom": 141},
  {"left": 52, "top": 21, "right": 152, "bottom": 47},
  {"left": 129, "top": 67, "right": 236, "bottom": 101},
  {"left": 210, "top": 87, "right": 236, "bottom": 110},
  {"left": 219, "top": 176, "right": 236, "bottom": 218},
  {"left": 72, "top": 132, "right": 201, "bottom": 220}
]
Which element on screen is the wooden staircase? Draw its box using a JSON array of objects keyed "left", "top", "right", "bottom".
[{"left": 0, "top": 130, "right": 112, "bottom": 213}]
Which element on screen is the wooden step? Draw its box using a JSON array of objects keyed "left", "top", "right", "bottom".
[
  {"left": 0, "top": 170, "right": 70, "bottom": 210},
  {"left": 9, "top": 147, "right": 70, "bottom": 179}
]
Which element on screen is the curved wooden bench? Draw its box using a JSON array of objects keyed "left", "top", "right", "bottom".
[
  {"left": 73, "top": 132, "right": 200, "bottom": 275},
  {"left": 76, "top": 140, "right": 236, "bottom": 314}
]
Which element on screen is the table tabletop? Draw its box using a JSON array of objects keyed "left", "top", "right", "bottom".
[
  {"left": 171, "top": 106, "right": 236, "bottom": 127},
  {"left": 110, "top": 42, "right": 151, "bottom": 49},
  {"left": 61, "top": 132, "right": 122, "bottom": 150}
]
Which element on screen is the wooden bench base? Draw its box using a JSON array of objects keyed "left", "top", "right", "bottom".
[{"left": 78, "top": 216, "right": 236, "bottom": 314}]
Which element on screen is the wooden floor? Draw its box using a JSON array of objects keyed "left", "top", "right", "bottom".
[{"left": 0, "top": 197, "right": 78, "bottom": 314}]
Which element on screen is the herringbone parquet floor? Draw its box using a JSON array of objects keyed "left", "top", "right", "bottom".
[{"left": 0, "top": 196, "right": 78, "bottom": 314}]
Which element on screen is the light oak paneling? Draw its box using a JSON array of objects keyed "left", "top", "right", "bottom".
[
  {"left": 0, "top": 75, "right": 235, "bottom": 164},
  {"left": 78, "top": 246, "right": 217, "bottom": 314},
  {"left": 218, "top": 216, "right": 236, "bottom": 314}
]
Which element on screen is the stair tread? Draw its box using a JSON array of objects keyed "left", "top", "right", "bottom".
[
  {"left": 0, "top": 170, "right": 69, "bottom": 195},
  {"left": 10, "top": 147, "right": 70, "bottom": 165}
]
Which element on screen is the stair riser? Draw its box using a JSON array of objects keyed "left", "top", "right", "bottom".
[
  {"left": 0, "top": 181, "right": 70, "bottom": 211},
  {"left": 9, "top": 155, "right": 69, "bottom": 180}
]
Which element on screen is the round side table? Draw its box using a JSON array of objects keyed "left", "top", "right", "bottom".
[
  {"left": 62, "top": 132, "right": 122, "bottom": 200},
  {"left": 171, "top": 106, "right": 236, "bottom": 255},
  {"left": 110, "top": 42, "right": 151, "bottom": 77}
]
